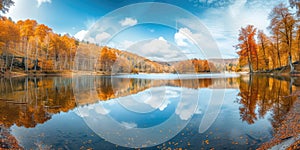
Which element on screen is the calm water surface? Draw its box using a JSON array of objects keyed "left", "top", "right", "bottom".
[{"left": 0, "top": 74, "right": 299, "bottom": 149}]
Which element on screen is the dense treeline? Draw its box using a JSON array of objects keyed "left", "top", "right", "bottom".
[
  {"left": 237, "top": 1, "right": 300, "bottom": 73},
  {"left": 75, "top": 44, "right": 216, "bottom": 74},
  {"left": 172, "top": 59, "right": 216, "bottom": 73},
  {"left": 0, "top": 17, "right": 79, "bottom": 73},
  {"left": 0, "top": 16, "right": 215, "bottom": 74},
  {"left": 0, "top": 17, "right": 216, "bottom": 74},
  {"left": 75, "top": 44, "right": 167, "bottom": 73}
]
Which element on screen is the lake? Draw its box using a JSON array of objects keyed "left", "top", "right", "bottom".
[{"left": 0, "top": 74, "right": 299, "bottom": 149}]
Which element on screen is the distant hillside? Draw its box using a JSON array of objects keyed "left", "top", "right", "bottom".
[
  {"left": 1, "top": 40, "right": 230, "bottom": 74},
  {"left": 209, "top": 58, "right": 239, "bottom": 72},
  {"left": 75, "top": 44, "right": 220, "bottom": 74},
  {"left": 75, "top": 44, "right": 170, "bottom": 73},
  {"left": 209, "top": 58, "right": 238, "bottom": 64}
]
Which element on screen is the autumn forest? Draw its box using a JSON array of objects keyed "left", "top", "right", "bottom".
[
  {"left": 237, "top": 2, "right": 300, "bottom": 73},
  {"left": 0, "top": 17, "right": 215, "bottom": 76}
]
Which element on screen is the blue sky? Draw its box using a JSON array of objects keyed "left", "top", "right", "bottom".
[{"left": 5, "top": 0, "right": 289, "bottom": 59}]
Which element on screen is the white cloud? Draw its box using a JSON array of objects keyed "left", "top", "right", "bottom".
[
  {"left": 5, "top": 0, "right": 38, "bottom": 21},
  {"left": 173, "top": 27, "right": 216, "bottom": 59},
  {"left": 124, "top": 37, "right": 194, "bottom": 61},
  {"left": 75, "top": 108, "right": 89, "bottom": 117},
  {"left": 158, "top": 100, "right": 171, "bottom": 111},
  {"left": 75, "top": 105, "right": 94, "bottom": 117},
  {"left": 194, "top": 106, "right": 203, "bottom": 115},
  {"left": 174, "top": 27, "right": 209, "bottom": 49},
  {"left": 143, "top": 89, "right": 169, "bottom": 111},
  {"left": 158, "top": 36, "right": 167, "bottom": 42},
  {"left": 143, "top": 95, "right": 165, "bottom": 110},
  {"left": 119, "top": 17, "right": 138, "bottom": 27},
  {"left": 121, "top": 40, "right": 135, "bottom": 49},
  {"left": 74, "top": 30, "right": 88, "bottom": 41},
  {"left": 139, "top": 38, "right": 180, "bottom": 61},
  {"left": 95, "top": 106, "right": 110, "bottom": 115},
  {"left": 175, "top": 89, "right": 198, "bottom": 121},
  {"left": 117, "top": 98, "right": 155, "bottom": 113},
  {"left": 196, "top": 0, "right": 287, "bottom": 58},
  {"left": 95, "top": 32, "right": 112, "bottom": 44},
  {"left": 142, "top": 88, "right": 180, "bottom": 111},
  {"left": 120, "top": 122, "right": 137, "bottom": 129},
  {"left": 117, "top": 87, "right": 179, "bottom": 112},
  {"left": 107, "top": 40, "right": 135, "bottom": 50},
  {"left": 37, "top": 0, "right": 51, "bottom": 7},
  {"left": 175, "top": 99, "right": 195, "bottom": 120},
  {"left": 174, "top": 28, "right": 193, "bottom": 47}
]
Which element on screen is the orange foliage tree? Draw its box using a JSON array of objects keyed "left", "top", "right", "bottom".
[
  {"left": 269, "top": 3, "right": 296, "bottom": 73},
  {"left": 257, "top": 30, "right": 270, "bottom": 71},
  {"left": 99, "top": 46, "right": 117, "bottom": 72},
  {"left": 0, "top": 17, "right": 79, "bottom": 72},
  {"left": 236, "top": 25, "right": 258, "bottom": 73},
  {"left": 237, "top": 3, "right": 300, "bottom": 73},
  {"left": 0, "top": 17, "right": 19, "bottom": 70}
]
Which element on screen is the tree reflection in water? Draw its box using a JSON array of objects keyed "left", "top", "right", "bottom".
[
  {"left": 0, "top": 75, "right": 299, "bottom": 149},
  {"left": 237, "top": 76, "right": 297, "bottom": 128},
  {"left": 0, "top": 76, "right": 213, "bottom": 128},
  {"left": 0, "top": 77, "right": 75, "bottom": 128}
]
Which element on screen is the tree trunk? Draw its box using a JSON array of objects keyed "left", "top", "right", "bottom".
[
  {"left": 298, "top": 34, "right": 300, "bottom": 61},
  {"left": 69, "top": 48, "right": 72, "bottom": 70},
  {"left": 33, "top": 59, "right": 39, "bottom": 71},
  {"left": 34, "top": 39, "right": 38, "bottom": 71},
  {"left": 288, "top": 28, "right": 294, "bottom": 73},
  {"left": 249, "top": 63, "right": 253, "bottom": 73},
  {"left": 260, "top": 40, "right": 269, "bottom": 71},
  {"left": 10, "top": 55, "right": 14, "bottom": 72},
  {"left": 25, "top": 42, "right": 29, "bottom": 73},
  {"left": 248, "top": 54, "right": 253, "bottom": 73},
  {"left": 288, "top": 55, "right": 294, "bottom": 73},
  {"left": 255, "top": 52, "right": 259, "bottom": 71},
  {"left": 5, "top": 44, "right": 9, "bottom": 70},
  {"left": 276, "top": 35, "right": 281, "bottom": 68},
  {"left": 246, "top": 40, "right": 253, "bottom": 73}
]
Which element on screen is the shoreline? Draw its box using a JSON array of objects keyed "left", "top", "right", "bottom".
[{"left": 1, "top": 70, "right": 300, "bottom": 78}]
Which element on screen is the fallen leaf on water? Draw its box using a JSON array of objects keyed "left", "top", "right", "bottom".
[{"left": 205, "top": 140, "right": 209, "bottom": 144}]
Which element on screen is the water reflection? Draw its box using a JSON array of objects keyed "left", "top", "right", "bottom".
[
  {"left": 0, "top": 75, "right": 298, "bottom": 149},
  {"left": 0, "top": 77, "right": 74, "bottom": 128},
  {"left": 237, "top": 75, "right": 297, "bottom": 128},
  {"left": 0, "top": 76, "right": 223, "bottom": 128}
]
